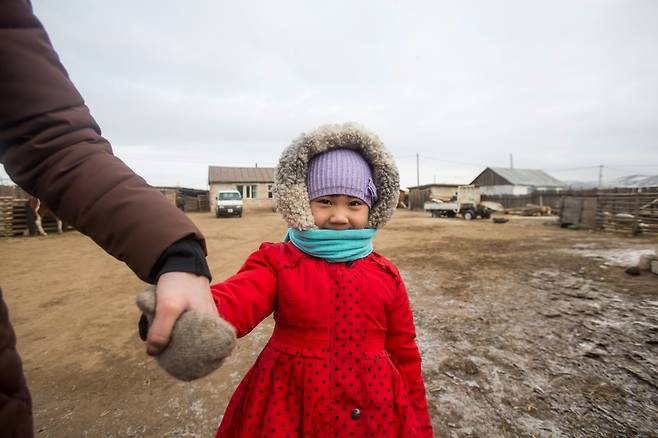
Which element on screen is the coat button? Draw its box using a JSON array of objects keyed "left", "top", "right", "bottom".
[{"left": 350, "top": 408, "right": 361, "bottom": 420}]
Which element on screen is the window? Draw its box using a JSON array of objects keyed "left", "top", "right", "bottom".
[
  {"left": 218, "top": 192, "right": 241, "bottom": 200},
  {"left": 268, "top": 185, "right": 273, "bottom": 199},
  {"left": 236, "top": 184, "right": 258, "bottom": 199}
]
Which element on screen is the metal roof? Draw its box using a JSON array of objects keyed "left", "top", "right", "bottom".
[
  {"left": 407, "top": 183, "right": 463, "bottom": 190},
  {"left": 486, "top": 167, "right": 564, "bottom": 187},
  {"left": 208, "top": 166, "right": 275, "bottom": 183}
]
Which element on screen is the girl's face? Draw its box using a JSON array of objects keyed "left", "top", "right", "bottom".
[{"left": 310, "top": 195, "right": 369, "bottom": 230}]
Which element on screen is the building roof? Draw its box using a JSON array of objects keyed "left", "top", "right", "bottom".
[
  {"left": 157, "top": 186, "right": 208, "bottom": 195},
  {"left": 407, "top": 183, "right": 463, "bottom": 190},
  {"left": 479, "top": 167, "right": 564, "bottom": 187},
  {"left": 208, "top": 166, "right": 275, "bottom": 183}
]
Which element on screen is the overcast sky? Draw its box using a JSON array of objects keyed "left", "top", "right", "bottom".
[{"left": 2, "top": 0, "right": 657, "bottom": 189}]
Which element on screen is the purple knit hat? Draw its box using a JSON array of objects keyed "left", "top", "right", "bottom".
[{"left": 307, "top": 148, "right": 378, "bottom": 207}]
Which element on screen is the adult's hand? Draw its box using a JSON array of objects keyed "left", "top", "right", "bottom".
[{"left": 146, "top": 272, "right": 215, "bottom": 356}]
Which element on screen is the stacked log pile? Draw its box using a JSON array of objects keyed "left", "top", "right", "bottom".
[{"left": 504, "top": 203, "right": 554, "bottom": 216}]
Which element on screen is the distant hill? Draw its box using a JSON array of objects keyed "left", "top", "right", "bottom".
[
  {"left": 563, "top": 175, "right": 658, "bottom": 189},
  {"left": 612, "top": 174, "right": 658, "bottom": 187},
  {"left": 562, "top": 180, "right": 598, "bottom": 189}
]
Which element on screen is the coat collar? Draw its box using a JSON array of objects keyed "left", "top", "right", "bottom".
[{"left": 266, "top": 241, "right": 400, "bottom": 284}]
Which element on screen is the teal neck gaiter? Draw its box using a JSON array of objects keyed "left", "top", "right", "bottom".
[{"left": 284, "top": 228, "right": 377, "bottom": 262}]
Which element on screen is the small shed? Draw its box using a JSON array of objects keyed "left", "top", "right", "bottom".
[
  {"left": 407, "top": 184, "right": 461, "bottom": 210},
  {"left": 470, "top": 167, "right": 565, "bottom": 195},
  {"left": 208, "top": 166, "right": 275, "bottom": 212},
  {"left": 158, "top": 187, "right": 210, "bottom": 212}
]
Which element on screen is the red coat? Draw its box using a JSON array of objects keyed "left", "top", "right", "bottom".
[{"left": 211, "top": 241, "right": 434, "bottom": 437}]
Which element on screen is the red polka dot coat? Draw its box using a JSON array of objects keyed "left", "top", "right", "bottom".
[{"left": 211, "top": 241, "right": 434, "bottom": 437}]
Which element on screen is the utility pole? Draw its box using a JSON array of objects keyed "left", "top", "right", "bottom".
[
  {"left": 416, "top": 153, "right": 420, "bottom": 187},
  {"left": 598, "top": 165, "right": 603, "bottom": 189},
  {"left": 510, "top": 153, "right": 514, "bottom": 169}
]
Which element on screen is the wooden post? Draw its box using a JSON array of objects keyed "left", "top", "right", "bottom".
[{"left": 633, "top": 191, "right": 641, "bottom": 235}]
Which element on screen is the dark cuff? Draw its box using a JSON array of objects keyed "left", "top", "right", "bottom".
[{"left": 149, "top": 236, "right": 212, "bottom": 284}]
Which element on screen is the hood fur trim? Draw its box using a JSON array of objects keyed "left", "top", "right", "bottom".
[{"left": 274, "top": 123, "right": 399, "bottom": 230}]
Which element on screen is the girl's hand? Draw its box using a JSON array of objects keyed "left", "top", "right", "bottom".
[{"left": 146, "top": 271, "right": 216, "bottom": 356}]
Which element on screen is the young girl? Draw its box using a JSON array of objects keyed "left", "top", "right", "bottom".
[{"left": 211, "top": 123, "right": 434, "bottom": 437}]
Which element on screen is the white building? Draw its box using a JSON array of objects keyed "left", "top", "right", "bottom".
[
  {"left": 208, "top": 166, "right": 275, "bottom": 212},
  {"left": 470, "top": 167, "right": 565, "bottom": 195}
]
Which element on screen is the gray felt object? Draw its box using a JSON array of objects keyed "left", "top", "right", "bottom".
[
  {"left": 273, "top": 122, "right": 400, "bottom": 230},
  {"left": 136, "top": 287, "right": 236, "bottom": 381}
]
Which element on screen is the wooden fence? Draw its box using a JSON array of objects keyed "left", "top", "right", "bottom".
[
  {"left": 556, "top": 188, "right": 658, "bottom": 234},
  {"left": 183, "top": 194, "right": 210, "bottom": 212},
  {"left": 0, "top": 197, "right": 31, "bottom": 237},
  {"left": 408, "top": 188, "right": 431, "bottom": 211},
  {"left": 482, "top": 189, "right": 599, "bottom": 210},
  {"left": 595, "top": 190, "right": 658, "bottom": 234},
  {"left": 197, "top": 194, "right": 210, "bottom": 212},
  {"left": 0, "top": 185, "right": 29, "bottom": 199},
  {"left": 482, "top": 187, "right": 658, "bottom": 234},
  {"left": 158, "top": 188, "right": 210, "bottom": 213}
]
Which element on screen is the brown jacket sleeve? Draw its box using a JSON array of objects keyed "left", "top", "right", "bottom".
[{"left": 0, "top": 0, "right": 206, "bottom": 283}]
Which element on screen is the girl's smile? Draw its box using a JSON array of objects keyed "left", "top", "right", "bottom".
[{"left": 310, "top": 195, "right": 369, "bottom": 230}]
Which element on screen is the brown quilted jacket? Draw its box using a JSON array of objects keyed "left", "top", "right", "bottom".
[{"left": 0, "top": 1, "right": 207, "bottom": 436}]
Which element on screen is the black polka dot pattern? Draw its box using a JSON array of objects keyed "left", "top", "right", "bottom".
[{"left": 214, "top": 248, "right": 431, "bottom": 437}]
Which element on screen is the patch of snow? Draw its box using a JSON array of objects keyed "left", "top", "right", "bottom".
[
  {"left": 190, "top": 400, "right": 206, "bottom": 419},
  {"left": 563, "top": 247, "right": 656, "bottom": 267}
]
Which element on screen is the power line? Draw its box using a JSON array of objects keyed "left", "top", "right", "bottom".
[
  {"left": 605, "top": 164, "right": 658, "bottom": 169},
  {"left": 415, "top": 155, "right": 486, "bottom": 167},
  {"left": 605, "top": 165, "right": 658, "bottom": 172},
  {"left": 395, "top": 154, "right": 485, "bottom": 167},
  {"left": 543, "top": 165, "right": 601, "bottom": 171},
  {"left": 401, "top": 157, "right": 658, "bottom": 173},
  {"left": 604, "top": 165, "right": 658, "bottom": 174}
]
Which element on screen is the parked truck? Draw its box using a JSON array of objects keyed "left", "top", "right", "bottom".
[
  {"left": 216, "top": 190, "right": 243, "bottom": 218},
  {"left": 424, "top": 185, "right": 491, "bottom": 220}
]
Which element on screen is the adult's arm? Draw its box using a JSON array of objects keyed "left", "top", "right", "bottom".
[
  {"left": 0, "top": 0, "right": 206, "bottom": 283},
  {"left": 0, "top": 1, "right": 218, "bottom": 356}
]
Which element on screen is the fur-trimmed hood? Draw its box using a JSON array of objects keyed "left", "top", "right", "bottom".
[{"left": 273, "top": 123, "right": 399, "bottom": 230}]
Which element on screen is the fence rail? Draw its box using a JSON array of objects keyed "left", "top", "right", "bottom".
[
  {"left": 0, "top": 185, "right": 28, "bottom": 199},
  {"left": 595, "top": 191, "right": 658, "bottom": 234},
  {"left": 483, "top": 188, "right": 658, "bottom": 234},
  {"left": 0, "top": 197, "right": 30, "bottom": 237}
]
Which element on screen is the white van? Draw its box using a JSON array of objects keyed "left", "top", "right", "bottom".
[{"left": 216, "top": 190, "right": 243, "bottom": 217}]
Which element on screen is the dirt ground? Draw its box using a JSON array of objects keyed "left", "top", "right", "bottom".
[{"left": 1, "top": 210, "right": 657, "bottom": 437}]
